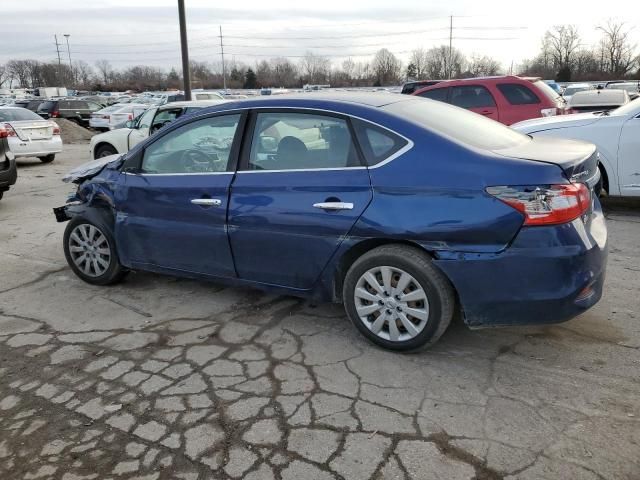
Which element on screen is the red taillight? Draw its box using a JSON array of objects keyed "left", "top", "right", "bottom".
[
  {"left": 127, "top": 113, "right": 133, "bottom": 120},
  {"left": 50, "top": 122, "right": 60, "bottom": 135},
  {"left": 51, "top": 110, "right": 59, "bottom": 118},
  {"left": 487, "top": 183, "right": 591, "bottom": 226},
  {"left": 0, "top": 123, "right": 17, "bottom": 138}
]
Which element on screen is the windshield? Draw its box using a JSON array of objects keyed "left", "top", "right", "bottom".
[
  {"left": 0, "top": 108, "right": 43, "bottom": 121},
  {"left": 609, "top": 96, "right": 640, "bottom": 116},
  {"left": 385, "top": 98, "right": 529, "bottom": 151},
  {"left": 564, "top": 86, "right": 589, "bottom": 96}
]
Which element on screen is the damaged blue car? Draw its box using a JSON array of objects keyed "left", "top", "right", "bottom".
[{"left": 54, "top": 93, "right": 607, "bottom": 351}]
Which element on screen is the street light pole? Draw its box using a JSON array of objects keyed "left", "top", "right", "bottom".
[
  {"left": 64, "top": 34, "right": 73, "bottom": 86},
  {"left": 177, "top": 0, "right": 191, "bottom": 100}
]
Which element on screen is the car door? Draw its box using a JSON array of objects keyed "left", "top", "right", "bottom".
[
  {"left": 227, "top": 109, "right": 372, "bottom": 289},
  {"left": 127, "top": 107, "right": 157, "bottom": 149},
  {"left": 450, "top": 85, "right": 499, "bottom": 122},
  {"left": 115, "top": 112, "right": 245, "bottom": 277},
  {"left": 617, "top": 112, "right": 640, "bottom": 195}
]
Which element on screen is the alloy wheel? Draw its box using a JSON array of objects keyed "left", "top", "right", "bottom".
[
  {"left": 68, "top": 224, "right": 111, "bottom": 277},
  {"left": 354, "top": 266, "right": 430, "bottom": 342}
]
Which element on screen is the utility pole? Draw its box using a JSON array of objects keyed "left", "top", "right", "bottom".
[
  {"left": 54, "top": 35, "right": 63, "bottom": 86},
  {"left": 448, "top": 16, "right": 453, "bottom": 79},
  {"left": 177, "top": 0, "right": 192, "bottom": 100},
  {"left": 64, "top": 34, "right": 73, "bottom": 86},
  {"left": 220, "top": 25, "right": 227, "bottom": 91}
]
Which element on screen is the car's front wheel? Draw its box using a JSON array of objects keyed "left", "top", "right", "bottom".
[
  {"left": 343, "top": 245, "right": 455, "bottom": 351},
  {"left": 95, "top": 144, "right": 117, "bottom": 159},
  {"left": 63, "top": 216, "right": 127, "bottom": 286},
  {"left": 38, "top": 154, "right": 55, "bottom": 163}
]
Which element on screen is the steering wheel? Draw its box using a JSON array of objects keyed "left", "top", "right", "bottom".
[{"left": 179, "top": 149, "right": 215, "bottom": 172}]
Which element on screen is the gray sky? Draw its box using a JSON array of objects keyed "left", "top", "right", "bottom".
[{"left": 4, "top": 0, "right": 640, "bottom": 72}]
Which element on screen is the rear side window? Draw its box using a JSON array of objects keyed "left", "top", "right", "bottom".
[
  {"left": 353, "top": 119, "right": 408, "bottom": 166},
  {"left": 57, "top": 101, "right": 70, "bottom": 109},
  {"left": 417, "top": 88, "right": 448, "bottom": 102},
  {"left": 38, "top": 101, "right": 55, "bottom": 112},
  {"left": 450, "top": 86, "right": 496, "bottom": 108},
  {"left": 497, "top": 83, "right": 540, "bottom": 105}
]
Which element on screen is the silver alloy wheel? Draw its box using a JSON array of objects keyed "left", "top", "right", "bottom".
[
  {"left": 354, "top": 266, "right": 430, "bottom": 342},
  {"left": 68, "top": 224, "right": 111, "bottom": 277}
]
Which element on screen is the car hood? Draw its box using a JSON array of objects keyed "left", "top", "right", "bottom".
[
  {"left": 62, "top": 154, "right": 123, "bottom": 183},
  {"left": 512, "top": 112, "right": 602, "bottom": 133}
]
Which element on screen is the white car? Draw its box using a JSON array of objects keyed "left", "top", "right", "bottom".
[
  {"left": 89, "top": 103, "right": 148, "bottom": 130},
  {"left": 561, "top": 83, "right": 592, "bottom": 102},
  {"left": 0, "top": 106, "right": 62, "bottom": 163},
  {"left": 89, "top": 100, "right": 228, "bottom": 158},
  {"left": 513, "top": 98, "right": 640, "bottom": 197}
]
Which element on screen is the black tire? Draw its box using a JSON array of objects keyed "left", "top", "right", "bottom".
[
  {"left": 0, "top": 191, "right": 3, "bottom": 201},
  {"left": 94, "top": 144, "right": 118, "bottom": 159},
  {"left": 63, "top": 216, "right": 127, "bottom": 286},
  {"left": 342, "top": 245, "right": 455, "bottom": 351},
  {"left": 38, "top": 154, "right": 55, "bottom": 163}
]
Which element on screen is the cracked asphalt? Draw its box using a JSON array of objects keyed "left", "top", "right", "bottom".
[{"left": 1, "top": 144, "right": 639, "bottom": 480}]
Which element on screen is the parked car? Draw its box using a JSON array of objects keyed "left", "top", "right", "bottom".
[
  {"left": 89, "top": 103, "right": 148, "bottom": 131},
  {"left": 36, "top": 99, "right": 105, "bottom": 126},
  {"left": 413, "top": 76, "right": 566, "bottom": 125},
  {"left": 401, "top": 80, "right": 441, "bottom": 94},
  {"left": 55, "top": 93, "right": 607, "bottom": 351},
  {"left": 0, "top": 107, "right": 62, "bottom": 163},
  {"left": 89, "top": 100, "right": 227, "bottom": 158},
  {"left": 561, "top": 83, "right": 592, "bottom": 102},
  {"left": 605, "top": 82, "right": 640, "bottom": 100},
  {"left": 24, "top": 99, "right": 47, "bottom": 112},
  {"left": 544, "top": 80, "right": 562, "bottom": 93},
  {"left": 568, "top": 89, "right": 629, "bottom": 113},
  {"left": 192, "top": 91, "right": 225, "bottom": 101},
  {"left": 513, "top": 97, "right": 640, "bottom": 197},
  {"left": 0, "top": 126, "right": 17, "bottom": 200}
]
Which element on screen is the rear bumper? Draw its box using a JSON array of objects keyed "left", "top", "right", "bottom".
[
  {"left": 8, "top": 136, "right": 62, "bottom": 158},
  {"left": 434, "top": 200, "right": 608, "bottom": 327},
  {"left": 0, "top": 156, "right": 17, "bottom": 191}
]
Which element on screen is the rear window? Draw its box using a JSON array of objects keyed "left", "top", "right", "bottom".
[
  {"left": 37, "top": 101, "right": 56, "bottom": 112},
  {"left": 0, "top": 108, "right": 43, "bottom": 122},
  {"left": 353, "top": 119, "right": 408, "bottom": 166},
  {"left": 416, "top": 88, "right": 448, "bottom": 102},
  {"left": 450, "top": 86, "right": 496, "bottom": 108},
  {"left": 497, "top": 83, "right": 540, "bottom": 105},
  {"left": 533, "top": 80, "right": 562, "bottom": 103},
  {"left": 385, "top": 98, "right": 529, "bottom": 151}
]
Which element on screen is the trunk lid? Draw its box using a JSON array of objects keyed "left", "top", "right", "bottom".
[
  {"left": 496, "top": 136, "right": 599, "bottom": 188},
  {"left": 9, "top": 120, "right": 53, "bottom": 141}
]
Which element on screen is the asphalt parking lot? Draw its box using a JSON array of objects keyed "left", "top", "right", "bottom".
[{"left": 0, "top": 144, "right": 639, "bottom": 480}]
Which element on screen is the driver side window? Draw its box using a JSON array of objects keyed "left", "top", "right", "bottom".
[{"left": 141, "top": 114, "right": 241, "bottom": 174}]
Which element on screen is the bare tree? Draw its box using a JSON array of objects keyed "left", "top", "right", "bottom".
[
  {"left": 372, "top": 49, "right": 401, "bottom": 85},
  {"left": 74, "top": 60, "right": 94, "bottom": 87},
  {"left": 299, "top": 52, "right": 330, "bottom": 84},
  {"left": 409, "top": 48, "right": 429, "bottom": 78},
  {"left": 271, "top": 57, "right": 298, "bottom": 87},
  {"left": 7, "top": 60, "right": 31, "bottom": 87},
  {"left": 95, "top": 59, "right": 113, "bottom": 85},
  {"left": 597, "top": 21, "right": 636, "bottom": 76},
  {"left": 466, "top": 54, "right": 501, "bottom": 77},
  {"left": 545, "top": 25, "right": 581, "bottom": 69},
  {"left": 0, "top": 64, "right": 8, "bottom": 87},
  {"left": 424, "top": 46, "right": 466, "bottom": 79}
]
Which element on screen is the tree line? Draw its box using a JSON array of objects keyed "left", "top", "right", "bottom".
[
  {"left": 521, "top": 21, "right": 640, "bottom": 81},
  {"left": 1, "top": 21, "right": 638, "bottom": 93}
]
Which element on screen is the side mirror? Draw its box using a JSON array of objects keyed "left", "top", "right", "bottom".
[
  {"left": 125, "top": 120, "right": 135, "bottom": 129},
  {"left": 259, "top": 136, "right": 278, "bottom": 153}
]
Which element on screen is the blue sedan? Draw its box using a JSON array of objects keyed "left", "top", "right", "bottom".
[{"left": 54, "top": 93, "right": 607, "bottom": 351}]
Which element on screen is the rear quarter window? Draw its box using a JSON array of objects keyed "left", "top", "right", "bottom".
[
  {"left": 497, "top": 83, "right": 540, "bottom": 105},
  {"left": 416, "top": 88, "right": 449, "bottom": 102},
  {"left": 353, "top": 119, "right": 408, "bottom": 166}
]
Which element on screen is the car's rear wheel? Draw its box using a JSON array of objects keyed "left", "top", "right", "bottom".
[
  {"left": 95, "top": 144, "right": 117, "bottom": 159},
  {"left": 38, "top": 154, "right": 55, "bottom": 163},
  {"left": 343, "top": 245, "right": 455, "bottom": 351},
  {"left": 63, "top": 216, "right": 127, "bottom": 286}
]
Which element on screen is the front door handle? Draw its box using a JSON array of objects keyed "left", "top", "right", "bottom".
[
  {"left": 313, "top": 202, "right": 354, "bottom": 211},
  {"left": 191, "top": 198, "right": 222, "bottom": 207}
]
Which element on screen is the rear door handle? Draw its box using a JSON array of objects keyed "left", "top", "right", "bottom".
[
  {"left": 191, "top": 198, "right": 222, "bottom": 207},
  {"left": 313, "top": 202, "right": 354, "bottom": 211}
]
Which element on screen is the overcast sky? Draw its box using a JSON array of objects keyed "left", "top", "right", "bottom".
[{"left": 4, "top": 0, "right": 640, "bottom": 72}]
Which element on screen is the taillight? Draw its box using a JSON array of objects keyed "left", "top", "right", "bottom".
[
  {"left": 51, "top": 110, "right": 59, "bottom": 118},
  {"left": 540, "top": 107, "right": 558, "bottom": 117},
  {"left": 50, "top": 122, "right": 60, "bottom": 135},
  {"left": 0, "top": 123, "right": 17, "bottom": 138},
  {"left": 127, "top": 113, "right": 133, "bottom": 120},
  {"left": 487, "top": 183, "right": 591, "bottom": 226}
]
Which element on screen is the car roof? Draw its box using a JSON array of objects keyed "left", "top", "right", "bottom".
[
  {"left": 220, "top": 91, "right": 407, "bottom": 108},
  {"left": 158, "top": 100, "right": 228, "bottom": 109}
]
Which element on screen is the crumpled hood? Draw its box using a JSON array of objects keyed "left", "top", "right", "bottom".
[
  {"left": 62, "top": 154, "right": 123, "bottom": 183},
  {"left": 512, "top": 112, "right": 602, "bottom": 133}
]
